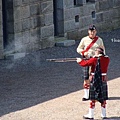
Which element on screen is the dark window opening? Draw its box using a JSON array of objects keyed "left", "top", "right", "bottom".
[
  {"left": 74, "top": 0, "right": 86, "bottom": 6},
  {"left": 2, "top": 0, "right": 7, "bottom": 48},
  {"left": 92, "top": 11, "right": 96, "bottom": 19},
  {"left": 74, "top": 0, "right": 77, "bottom": 5},
  {"left": 75, "top": 15, "right": 79, "bottom": 22}
]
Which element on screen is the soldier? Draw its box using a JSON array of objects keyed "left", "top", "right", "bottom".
[
  {"left": 77, "top": 47, "right": 110, "bottom": 119},
  {"left": 77, "top": 25, "right": 105, "bottom": 101}
]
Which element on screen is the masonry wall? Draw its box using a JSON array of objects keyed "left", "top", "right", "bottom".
[
  {"left": 63, "top": 0, "right": 120, "bottom": 39},
  {"left": 0, "top": 0, "right": 120, "bottom": 58},
  {"left": 13, "top": 0, "right": 54, "bottom": 53},
  {"left": 0, "top": 0, "right": 3, "bottom": 59},
  {"left": 95, "top": 0, "right": 120, "bottom": 32}
]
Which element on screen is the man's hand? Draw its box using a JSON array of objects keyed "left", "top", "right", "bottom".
[
  {"left": 76, "top": 58, "right": 82, "bottom": 63},
  {"left": 84, "top": 52, "right": 91, "bottom": 59},
  {"left": 84, "top": 52, "right": 88, "bottom": 57}
]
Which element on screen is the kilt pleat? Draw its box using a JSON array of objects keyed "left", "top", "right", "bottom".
[{"left": 89, "top": 81, "right": 108, "bottom": 101}]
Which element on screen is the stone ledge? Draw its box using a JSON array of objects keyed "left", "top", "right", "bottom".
[
  {"left": 55, "top": 40, "right": 75, "bottom": 47},
  {"left": 5, "top": 53, "right": 26, "bottom": 60}
]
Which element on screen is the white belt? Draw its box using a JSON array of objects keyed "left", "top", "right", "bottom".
[{"left": 91, "top": 73, "right": 107, "bottom": 76}]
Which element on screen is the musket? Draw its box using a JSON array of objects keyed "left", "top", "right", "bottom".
[{"left": 46, "top": 58, "right": 77, "bottom": 62}]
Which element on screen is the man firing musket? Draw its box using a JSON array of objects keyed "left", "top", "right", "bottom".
[{"left": 47, "top": 47, "right": 110, "bottom": 119}]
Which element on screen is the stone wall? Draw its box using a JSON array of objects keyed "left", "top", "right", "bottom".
[
  {"left": 0, "top": 0, "right": 3, "bottom": 59},
  {"left": 13, "top": 0, "right": 54, "bottom": 53},
  {"left": 0, "top": 0, "right": 120, "bottom": 58},
  {"left": 95, "top": 0, "right": 120, "bottom": 32},
  {"left": 63, "top": 0, "right": 120, "bottom": 39}
]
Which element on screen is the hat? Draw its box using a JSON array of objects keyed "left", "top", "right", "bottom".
[
  {"left": 89, "top": 25, "right": 96, "bottom": 30},
  {"left": 95, "top": 47, "right": 104, "bottom": 55},
  {"left": 96, "top": 47, "right": 104, "bottom": 52}
]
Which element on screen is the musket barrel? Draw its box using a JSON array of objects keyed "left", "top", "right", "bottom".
[{"left": 46, "top": 58, "right": 77, "bottom": 62}]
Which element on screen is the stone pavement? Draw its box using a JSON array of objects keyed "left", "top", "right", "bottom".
[{"left": 0, "top": 29, "right": 120, "bottom": 120}]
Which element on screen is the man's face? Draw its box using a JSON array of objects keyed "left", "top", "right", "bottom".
[
  {"left": 88, "top": 30, "right": 97, "bottom": 39},
  {"left": 95, "top": 49, "right": 100, "bottom": 55}
]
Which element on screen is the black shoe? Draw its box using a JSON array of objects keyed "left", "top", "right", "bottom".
[
  {"left": 101, "top": 117, "right": 107, "bottom": 119},
  {"left": 83, "top": 116, "right": 94, "bottom": 119},
  {"left": 82, "top": 98, "right": 89, "bottom": 101}
]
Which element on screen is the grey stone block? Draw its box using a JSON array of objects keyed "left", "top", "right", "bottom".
[
  {"left": 96, "top": 12, "right": 103, "bottom": 23},
  {"left": 87, "top": 3, "right": 95, "bottom": 13},
  {"left": 30, "top": 4, "right": 39, "bottom": 16},
  {"left": 22, "top": 18, "right": 31, "bottom": 30},
  {"left": 63, "top": 0, "right": 74, "bottom": 8},
  {"left": 14, "top": 33, "right": 23, "bottom": 46},
  {"left": 22, "top": 31, "right": 30, "bottom": 44},
  {"left": 30, "top": 16, "right": 40, "bottom": 28},
  {"left": 5, "top": 52, "right": 26, "bottom": 60},
  {"left": 89, "top": 0, "right": 97, "bottom": 2},
  {"left": 22, "top": 0, "right": 29, "bottom": 5},
  {"left": 67, "top": 30, "right": 79, "bottom": 40},
  {"left": 14, "top": 7, "right": 22, "bottom": 20},
  {"left": 103, "top": 10, "right": 114, "bottom": 21},
  {"left": 112, "top": 19, "right": 120, "bottom": 30},
  {"left": 99, "top": 0, "right": 114, "bottom": 11},
  {"left": 64, "top": 7, "right": 80, "bottom": 21},
  {"left": 113, "top": 0, "right": 120, "bottom": 7},
  {"left": 79, "top": 16, "right": 92, "bottom": 28},
  {"left": 14, "top": 21, "right": 22, "bottom": 32},
  {"left": 77, "top": 0, "right": 86, "bottom": 6},
  {"left": 79, "top": 3, "right": 95, "bottom": 17},
  {"left": 41, "top": 36, "right": 55, "bottom": 49},
  {"left": 21, "top": 5, "right": 30, "bottom": 19},
  {"left": 29, "top": 0, "right": 40, "bottom": 4},
  {"left": 55, "top": 40, "right": 75, "bottom": 47},
  {"left": 0, "top": 0, "right": 2, "bottom": 10},
  {"left": 13, "top": 52, "right": 26, "bottom": 59},
  {"left": 13, "top": 0, "right": 22, "bottom": 7},
  {"left": 30, "top": 28, "right": 40, "bottom": 43},
  {"left": 64, "top": 20, "right": 75, "bottom": 32},
  {"left": 113, "top": 8, "right": 120, "bottom": 18},
  {"left": 40, "top": 25, "right": 54, "bottom": 38},
  {"left": 44, "top": 13, "right": 53, "bottom": 25},
  {"left": 40, "top": 1, "right": 53, "bottom": 14}
]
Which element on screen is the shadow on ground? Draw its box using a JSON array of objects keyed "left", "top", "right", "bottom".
[{"left": 107, "top": 117, "right": 120, "bottom": 120}]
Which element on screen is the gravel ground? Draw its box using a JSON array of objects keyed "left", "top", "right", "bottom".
[{"left": 0, "top": 28, "right": 120, "bottom": 120}]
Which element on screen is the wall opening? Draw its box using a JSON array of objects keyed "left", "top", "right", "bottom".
[
  {"left": 2, "top": 0, "right": 7, "bottom": 48},
  {"left": 74, "top": 0, "right": 86, "bottom": 6},
  {"left": 86, "top": 0, "right": 90, "bottom": 2},
  {"left": 75, "top": 15, "right": 79, "bottom": 22},
  {"left": 92, "top": 11, "right": 96, "bottom": 19},
  {"left": 53, "top": 0, "right": 64, "bottom": 37},
  {"left": 2, "top": 0, "right": 14, "bottom": 51},
  {"left": 74, "top": 0, "right": 77, "bottom": 5}
]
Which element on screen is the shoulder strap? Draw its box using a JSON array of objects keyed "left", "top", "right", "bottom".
[
  {"left": 81, "top": 36, "right": 98, "bottom": 56},
  {"left": 85, "top": 36, "right": 98, "bottom": 52}
]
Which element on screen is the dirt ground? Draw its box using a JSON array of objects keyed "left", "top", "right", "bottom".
[{"left": 0, "top": 28, "right": 120, "bottom": 120}]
